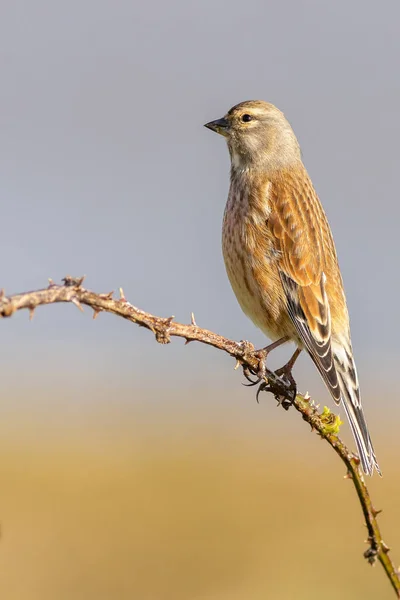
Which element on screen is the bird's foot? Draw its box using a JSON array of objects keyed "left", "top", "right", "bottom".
[
  {"left": 253, "top": 349, "right": 301, "bottom": 409},
  {"left": 273, "top": 348, "right": 301, "bottom": 408},
  {"left": 242, "top": 347, "right": 271, "bottom": 387},
  {"left": 237, "top": 340, "right": 269, "bottom": 387},
  {"left": 273, "top": 365, "right": 297, "bottom": 409},
  {"left": 242, "top": 337, "right": 289, "bottom": 386},
  {"left": 240, "top": 338, "right": 298, "bottom": 407}
]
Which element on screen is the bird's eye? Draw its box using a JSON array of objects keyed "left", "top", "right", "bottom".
[{"left": 241, "top": 114, "right": 253, "bottom": 122}]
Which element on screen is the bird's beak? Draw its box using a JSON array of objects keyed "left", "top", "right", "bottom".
[{"left": 204, "top": 117, "right": 229, "bottom": 136}]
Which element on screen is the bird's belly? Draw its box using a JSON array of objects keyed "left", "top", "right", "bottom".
[{"left": 222, "top": 223, "right": 296, "bottom": 342}]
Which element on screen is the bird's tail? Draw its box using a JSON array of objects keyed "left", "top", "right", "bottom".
[{"left": 331, "top": 340, "right": 381, "bottom": 476}]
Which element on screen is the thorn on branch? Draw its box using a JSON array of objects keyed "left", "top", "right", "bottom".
[
  {"left": 305, "top": 419, "right": 315, "bottom": 432},
  {"left": 48, "top": 278, "right": 56, "bottom": 288},
  {"left": 191, "top": 312, "right": 197, "bottom": 326},
  {"left": 92, "top": 309, "right": 102, "bottom": 320},
  {"left": 71, "top": 298, "right": 84, "bottom": 312},
  {"left": 382, "top": 541, "right": 391, "bottom": 554},
  {"left": 29, "top": 307, "right": 35, "bottom": 321},
  {"left": 372, "top": 506, "right": 383, "bottom": 517},
  {"left": 100, "top": 291, "right": 114, "bottom": 300},
  {"left": 119, "top": 288, "right": 127, "bottom": 302}
]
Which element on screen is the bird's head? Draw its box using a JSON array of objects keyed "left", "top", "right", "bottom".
[{"left": 204, "top": 100, "right": 301, "bottom": 171}]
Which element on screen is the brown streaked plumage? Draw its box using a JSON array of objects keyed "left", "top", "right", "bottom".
[{"left": 205, "top": 100, "right": 380, "bottom": 476}]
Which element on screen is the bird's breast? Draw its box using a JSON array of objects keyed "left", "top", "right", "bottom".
[{"left": 222, "top": 176, "right": 296, "bottom": 341}]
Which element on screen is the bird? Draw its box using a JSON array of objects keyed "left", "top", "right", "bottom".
[{"left": 204, "top": 100, "right": 380, "bottom": 476}]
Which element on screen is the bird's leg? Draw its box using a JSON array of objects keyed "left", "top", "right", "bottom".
[
  {"left": 276, "top": 346, "right": 302, "bottom": 376},
  {"left": 273, "top": 347, "right": 302, "bottom": 407},
  {"left": 243, "top": 336, "right": 289, "bottom": 386}
]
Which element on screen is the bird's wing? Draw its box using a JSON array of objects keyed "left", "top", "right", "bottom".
[
  {"left": 269, "top": 170, "right": 341, "bottom": 402},
  {"left": 268, "top": 169, "right": 380, "bottom": 475}
]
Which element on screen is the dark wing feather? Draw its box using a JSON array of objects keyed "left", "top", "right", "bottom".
[{"left": 281, "top": 272, "right": 341, "bottom": 402}]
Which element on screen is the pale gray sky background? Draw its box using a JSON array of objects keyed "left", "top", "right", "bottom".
[
  {"left": 2, "top": 5, "right": 400, "bottom": 597},
  {"left": 0, "top": 0, "right": 399, "bottom": 431}
]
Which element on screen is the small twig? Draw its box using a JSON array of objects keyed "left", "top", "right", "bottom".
[{"left": 0, "top": 275, "right": 399, "bottom": 597}]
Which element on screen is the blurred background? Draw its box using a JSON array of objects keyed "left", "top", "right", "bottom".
[{"left": 0, "top": 1, "right": 399, "bottom": 598}]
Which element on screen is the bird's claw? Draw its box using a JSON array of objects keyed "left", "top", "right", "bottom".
[
  {"left": 242, "top": 366, "right": 262, "bottom": 387},
  {"left": 255, "top": 380, "right": 269, "bottom": 403}
]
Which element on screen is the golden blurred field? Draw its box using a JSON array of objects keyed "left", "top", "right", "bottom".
[{"left": 0, "top": 384, "right": 399, "bottom": 600}]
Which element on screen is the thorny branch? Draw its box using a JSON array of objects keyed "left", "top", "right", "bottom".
[{"left": 0, "top": 275, "right": 399, "bottom": 597}]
